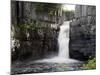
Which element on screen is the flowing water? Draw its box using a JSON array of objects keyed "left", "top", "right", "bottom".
[
  {"left": 58, "top": 21, "right": 69, "bottom": 58},
  {"left": 34, "top": 21, "right": 79, "bottom": 63}
]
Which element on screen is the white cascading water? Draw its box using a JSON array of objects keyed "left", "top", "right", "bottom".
[
  {"left": 34, "top": 21, "right": 79, "bottom": 63},
  {"left": 58, "top": 21, "right": 69, "bottom": 58}
]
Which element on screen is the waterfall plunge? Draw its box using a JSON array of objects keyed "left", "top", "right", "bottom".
[
  {"left": 58, "top": 21, "right": 69, "bottom": 58},
  {"left": 34, "top": 21, "right": 79, "bottom": 63}
]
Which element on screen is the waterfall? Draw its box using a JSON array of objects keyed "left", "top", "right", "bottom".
[
  {"left": 58, "top": 21, "right": 69, "bottom": 58},
  {"left": 34, "top": 21, "right": 79, "bottom": 63}
]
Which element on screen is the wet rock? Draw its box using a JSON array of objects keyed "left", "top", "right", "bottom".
[{"left": 69, "top": 5, "right": 96, "bottom": 60}]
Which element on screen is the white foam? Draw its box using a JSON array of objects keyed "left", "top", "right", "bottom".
[{"left": 34, "top": 56, "right": 79, "bottom": 63}]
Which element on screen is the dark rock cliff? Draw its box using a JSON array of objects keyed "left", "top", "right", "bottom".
[
  {"left": 69, "top": 5, "right": 96, "bottom": 60},
  {"left": 11, "top": 1, "right": 60, "bottom": 61}
]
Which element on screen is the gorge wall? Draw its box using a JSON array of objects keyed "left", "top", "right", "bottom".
[
  {"left": 69, "top": 5, "right": 96, "bottom": 60},
  {"left": 11, "top": 1, "right": 61, "bottom": 61}
]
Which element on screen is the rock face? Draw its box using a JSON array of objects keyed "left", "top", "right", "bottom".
[
  {"left": 11, "top": 1, "right": 61, "bottom": 61},
  {"left": 69, "top": 5, "right": 96, "bottom": 60},
  {"left": 11, "top": 1, "right": 63, "bottom": 25}
]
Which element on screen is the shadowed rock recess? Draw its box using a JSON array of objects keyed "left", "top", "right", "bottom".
[{"left": 69, "top": 5, "right": 96, "bottom": 60}]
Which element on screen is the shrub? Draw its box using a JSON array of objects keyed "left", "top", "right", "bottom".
[{"left": 82, "top": 58, "right": 96, "bottom": 70}]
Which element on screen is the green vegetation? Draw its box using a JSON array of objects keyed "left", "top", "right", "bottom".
[
  {"left": 36, "top": 3, "right": 62, "bottom": 12},
  {"left": 35, "top": 3, "right": 62, "bottom": 16},
  {"left": 82, "top": 58, "right": 96, "bottom": 70}
]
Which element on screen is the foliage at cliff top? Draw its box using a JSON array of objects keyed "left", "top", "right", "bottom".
[{"left": 35, "top": 3, "right": 62, "bottom": 13}]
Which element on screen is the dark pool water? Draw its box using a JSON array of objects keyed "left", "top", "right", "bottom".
[{"left": 11, "top": 61, "right": 84, "bottom": 75}]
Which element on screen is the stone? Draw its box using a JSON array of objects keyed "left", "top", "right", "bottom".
[{"left": 69, "top": 5, "right": 96, "bottom": 60}]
